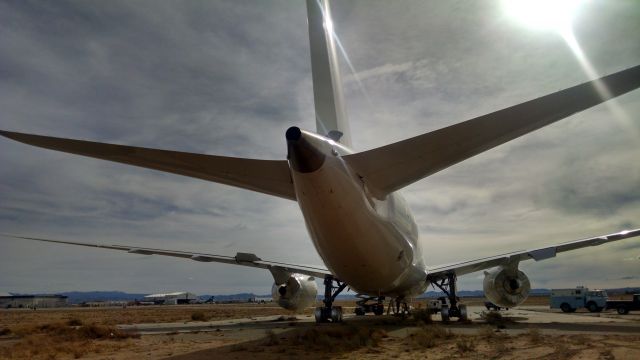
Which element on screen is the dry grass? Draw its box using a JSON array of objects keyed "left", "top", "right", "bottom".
[
  {"left": 480, "top": 310, "right": 507, "bottom": 327},
  {"left": 66, "top": 318, "right": 83, "bottom": 327},
  {"left": 0, "top": 303, "right": 308, "bottom": 328},
  {"left": 289, "top": 325, "right": 388, "bottom": 351},
  {"left": 190, "top": 311, "right": 208, "bottom": 321},
  {"left": 271, "top": 315, "right": 298, "bottom": 322},
  {"left": 262, "top": 330, "right": 280, "bottom": 346},
  {"left": 455, "top": 337, "right": 476, "bottom": 353},
  {"left": 0, "top": 322, "right": 139, "bottom": 359},
  {"left": 407, "top": 325, "right": 453, "bottom": 349},
  {"left": 411, "top": 308, "right": 432, "bottom": 324},
  {"left": 527, "top": 328, "right": 542, "bottom": 344}
]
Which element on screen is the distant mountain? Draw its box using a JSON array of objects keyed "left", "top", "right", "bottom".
[{"left": 11, "top": 287, "right": 638, "bottom": 304}]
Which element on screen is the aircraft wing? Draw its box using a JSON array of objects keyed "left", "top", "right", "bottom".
[
  {"left": 1, "top": 234, "right": 331, "bottom": 279},
  {"left": 0, "top": 131, "right": 296, "bottom": 201},
  {"left": 343, "top": 64, "right": 640, "bottom": 198},
  {"left": 426, "top": 228, "right": 640, "bottom": 281}
]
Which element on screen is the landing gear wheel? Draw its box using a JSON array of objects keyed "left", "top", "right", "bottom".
[
  {"left": 331, "top": 306, "right": 343, "bottom": 322},
  {"left": 316, "top": 276, "right": 348, "bottom": 323},
  {"left": 427, "top": 273, "right": 467, "bottom": 322},
  {"left": 373, "top": 303, "right": 384, "bottom": 316},
  {"left": 458, "top": 304, "right": 468, "bottom": 321},
  {"left": 314, "top": 307, "right": 324, "bottom": 323},
  {"left": 441, "top": 305, "right": 450, "bottom": 322}
]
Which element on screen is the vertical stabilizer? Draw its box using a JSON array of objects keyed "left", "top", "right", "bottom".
[{"left": 306, "top": 0, "right": 352, "bottom": 147}]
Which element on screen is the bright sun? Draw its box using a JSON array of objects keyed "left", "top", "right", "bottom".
[{"left": 503, "top": 0, "right": 587, "bottom": 32}]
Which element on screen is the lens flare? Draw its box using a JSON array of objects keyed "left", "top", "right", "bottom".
[{"left": 503, "top": 0, "right": 586, "bottom": 32}]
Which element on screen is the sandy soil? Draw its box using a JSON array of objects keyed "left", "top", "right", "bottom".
[{"left": 1, "top": 298, "right": 639, "bottom": 359}]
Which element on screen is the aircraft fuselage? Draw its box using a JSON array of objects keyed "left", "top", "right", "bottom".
[{"left": 287, "top": 127, "right": 429, "bottom": 297}]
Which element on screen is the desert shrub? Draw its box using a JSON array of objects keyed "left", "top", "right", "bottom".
[
  {"left": 272, "top": 315, "right": 297, "bottom": 322},
  {"left": 79, "top": 324, "right": 139, "bottom": 340},
  {"left": 478, "top": 326, "right": 497, "bottom": 339},
  {"left": 409, "top": 325, "right": 452, "bottom": 349},
  {"left": 15, "top": 322, "right": 139, "bottom": 341},
  {"left": 411, "top": 309, "right": 432, "bottom": 324},
  {"left": 527, "top": 328, "right": 542, "bottom": 344},
  {"left": 66, "top": 318, "right": 83, "bottom": 326},
  {"left": 292, "top": 326, "right": 387, "bottom": 350},
  {"left": 263, "top": 330, "right": 280, "bottom": 346},
  {"left": 493, "top": 341, "right": 508, "bottom": 355},
  {"left": 191, "top": 311, "right": 207, "bottom": 321},
  {"left": 480, "top": 311, "right": 504, "bottom": 326},
  {"left": 456, "top": 338, "right": 476, "bottom": 353},
  {"left": 0, "top": 322, "right": 139, "bottom": 360}
]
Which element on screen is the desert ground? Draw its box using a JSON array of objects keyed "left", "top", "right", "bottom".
[{"left": 1, "top": 297, "right": 639, "bottom": 359}]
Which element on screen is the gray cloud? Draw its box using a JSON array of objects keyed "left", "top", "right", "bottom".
[{"left": 1, "top": 0, "right": 639, "bottom": 295}]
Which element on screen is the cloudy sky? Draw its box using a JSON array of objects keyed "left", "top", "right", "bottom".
[{"left": 1, "top": 0, "right": 639, "bottom": 296}]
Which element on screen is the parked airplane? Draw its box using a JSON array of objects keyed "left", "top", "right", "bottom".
[{"left": 2, "top": 0, "right": 640, "bottom": 322}]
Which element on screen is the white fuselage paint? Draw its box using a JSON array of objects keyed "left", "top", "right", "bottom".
[{"left": 290, "top": 131, "right": 429, "bottom": 297}]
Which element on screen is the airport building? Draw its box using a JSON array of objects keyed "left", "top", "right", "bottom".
[
  {"left": 143, "top": 292, "right": 197, "bottom": 305},
  {"left": 0, "top": 293, "right": 68, "bottom": 309}
]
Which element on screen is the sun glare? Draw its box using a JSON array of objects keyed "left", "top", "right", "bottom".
[{"left": 503, "top": 0, "right": 586, "bottom": 32}]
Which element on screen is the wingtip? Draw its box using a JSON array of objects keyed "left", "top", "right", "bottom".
[{"left": 0, "top": 130, "right": 25, "bottom": 142}]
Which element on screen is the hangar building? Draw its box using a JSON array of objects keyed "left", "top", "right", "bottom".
[
  {"left": 0, "top": 293, "right": 68, "bottom": 309},
  {"left": 144, "top": 292, "right": 197, "bottom": 305}
]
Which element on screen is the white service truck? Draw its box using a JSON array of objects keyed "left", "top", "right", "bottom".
[{"left": 550, "top": 286, "right": 607, "bottom": 313}]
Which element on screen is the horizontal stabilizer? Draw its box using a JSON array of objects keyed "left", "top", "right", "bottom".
[
  {"left": 0, "top": 131, "right": 296, "bottom": 200},
  {"left": 343, "top": 65, "right": 640, "bottom": 197}
]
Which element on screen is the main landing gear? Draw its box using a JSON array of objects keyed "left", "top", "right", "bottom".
[
  {"left": 387, "top": 296, "right": 411, "bottom": 317},
  {"left": 427, "top": 272, "right": 468, "bottom": 322},
  {"left": 354, "top": 294, "right": 385, "bottom": 316},
  {"left": 315, "top": 275, "right": 348, "bottom": 323}
]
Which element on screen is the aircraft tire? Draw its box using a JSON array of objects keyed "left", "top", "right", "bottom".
[{"left": 441, "top": 305, "right": 450, "bottom": 322}]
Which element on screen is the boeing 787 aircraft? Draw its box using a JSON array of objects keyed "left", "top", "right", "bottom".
[{"left": 2, "top": 0, "right": 640, "bottom": 322}]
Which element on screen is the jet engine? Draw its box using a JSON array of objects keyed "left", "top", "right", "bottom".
[
  {"left": 483, "top": 266, "right": 531, "bottom": 308},
  {"left": 271, "top": 273, "right": 318, "bottom": 312}
]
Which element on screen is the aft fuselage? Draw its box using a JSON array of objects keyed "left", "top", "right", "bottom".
[{"left": 286, "top": 127, "right": 428, "bottom": 297}]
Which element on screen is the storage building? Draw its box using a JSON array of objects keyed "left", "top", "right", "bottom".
[
  {"left": 0, "top": 293, "right": 68, "bottom": 309},
  {"left": 143, "top": 292, "right": 197, "bottom": 305}
]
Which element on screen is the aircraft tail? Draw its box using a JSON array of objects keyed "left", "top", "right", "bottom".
[{"left": 306, "top": 0, "right": 352, "bottom": 147}]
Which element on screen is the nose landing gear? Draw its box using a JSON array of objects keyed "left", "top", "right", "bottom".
[{"left": 354, "top": 295, "right": 385, "bottom": 316}]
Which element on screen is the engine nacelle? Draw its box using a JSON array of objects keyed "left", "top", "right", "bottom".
[
  {"left": 271, "top": 273, "right": 318, "bottom": 312},
  {"left": 483, "top": 266, "right": 531, "bottom": 308}
]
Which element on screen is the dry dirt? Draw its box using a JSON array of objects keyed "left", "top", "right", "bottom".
[{"left": 0, "top": 297, "right": 638, "bottom": 359}]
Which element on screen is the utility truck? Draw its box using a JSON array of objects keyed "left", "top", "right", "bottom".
[{"left": 550, "top": 286, "right": 607, "bottom": 313}]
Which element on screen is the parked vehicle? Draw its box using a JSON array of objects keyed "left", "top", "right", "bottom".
[
  {"left": 550, "top": 286, "right": 607, "bottom": 313},
  {"left": 606, "top": 294, "right": 640, "bottom": 315}
]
